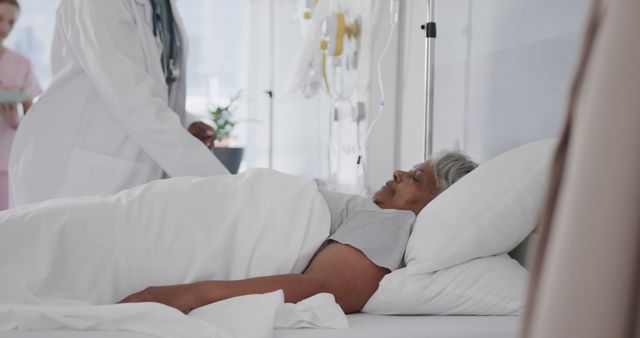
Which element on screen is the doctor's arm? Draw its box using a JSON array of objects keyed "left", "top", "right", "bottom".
[
  {"left": 63, "top": 0, "right": 228, "bottom": 176},
  {"left": 187, "top": 121, "right": 216, "bottom": 148},
  {"left": 119, "top": 242, "right": 389, "bottom": 314},
  {"left": 0, "top": 104, "right": 18, "bottom": 129}
]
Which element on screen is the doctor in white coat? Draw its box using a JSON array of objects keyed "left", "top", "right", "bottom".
[{"left": 8, "top": 0, "right": 229, "bottom": 207}]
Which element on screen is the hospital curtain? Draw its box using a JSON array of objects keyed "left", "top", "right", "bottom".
[{"left": 523, "top": 0, "right": 640, "bottom": 337}]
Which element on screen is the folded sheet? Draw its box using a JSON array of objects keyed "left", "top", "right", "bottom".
[{"left": 275, "top": 293, "right": 349, "bottom": 329}]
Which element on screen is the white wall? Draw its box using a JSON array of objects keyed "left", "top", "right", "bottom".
[
  {"left": 243, "top": 0, "right": 331, "bottom": 180},
  {"left": 394, "top": 0, "right": 590, "bottom": 170}
]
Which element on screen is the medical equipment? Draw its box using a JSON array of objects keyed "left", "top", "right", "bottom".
[
  {"left": 303, "top": 0, "right": 318, "bottom": 20},
  {"left": 356, "top": 0, "right": 399, "bottom": 195},
  {"left": 320, "top": 12, "right": 361, "bottom": 96},
  {"left": 150, "top": 0, "right": 180, "bottom": 85},
  {"left": 268, "top": 0, "right": 275, "bottom": 168},
  {"left": 422, "top": 0, "right": 436, "bottom": 160},
  {"left": 320, "top": 13, "right": 360, "bottom": 58},
  {"left": 286, "top": 0, "right": 328, "bottom": 98},
  {"left": 285, "top": 1, "right": 374, "bottom": 193},
  {"left": 361, "top": 0, "right": 398, "bottom": 143},
  {"left": 316, "top": 8, "right": 366, "bottom": 193}
]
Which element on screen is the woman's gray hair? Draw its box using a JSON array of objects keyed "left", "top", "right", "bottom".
[{"left": 430, "top": 151, "right": 478, "bottom": 192}]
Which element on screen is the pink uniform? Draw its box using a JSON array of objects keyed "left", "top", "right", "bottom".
[{"left": 0, "top": 48, "right": 42, "bottom": 210}]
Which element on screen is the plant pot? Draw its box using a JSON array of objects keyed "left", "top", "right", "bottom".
[{"left": 211, "top": 147, "right": 244, "bottom": 174}]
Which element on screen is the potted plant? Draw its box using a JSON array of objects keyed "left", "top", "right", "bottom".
[{"left": 210, "top": 92, "right": 244, "bottom": 174}]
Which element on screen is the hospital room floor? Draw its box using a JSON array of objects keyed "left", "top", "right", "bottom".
[{"left": 4, "top": 314, "right": 521, "bottom": 338}]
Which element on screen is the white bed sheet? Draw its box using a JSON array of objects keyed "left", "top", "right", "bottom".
[
  {"left": 275, "top": 314, "right": 521, "bottom": 338},
  {"left": 2, "top": 333, "right": 151, "bottom": 338},
  {"left": 3, "top": 314, "right": 521, "bottom": 338}
]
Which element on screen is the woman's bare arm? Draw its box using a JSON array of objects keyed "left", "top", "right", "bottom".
[
  {"left": 302, "top": 242, "right": 389, "bottom": 313},
  {"left": 0, "top": 103, "right": 19, "bottom": 129},
  {"left": 22, "top": 99, "right": 33, "bottom": 115},
  {"left": 119, "top": 242, "right": 388, "bottom": 314}
]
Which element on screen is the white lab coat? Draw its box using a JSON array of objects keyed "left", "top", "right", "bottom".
[{"left": 8, "top": 0, "right": 229, "bottom": 207}]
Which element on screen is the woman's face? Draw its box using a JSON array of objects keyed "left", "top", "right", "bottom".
[
  {"left": 0, "top": 3, "right": 18, "bottom": 44},
  {"left": 373, "top": 160, "right": 440, "bottom": 215}
]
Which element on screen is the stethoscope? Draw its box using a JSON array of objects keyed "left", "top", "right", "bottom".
[{"left": 149, "top": 0, "right": 179, "bottom": 85}]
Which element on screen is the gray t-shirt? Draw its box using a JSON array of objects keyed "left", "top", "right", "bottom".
[{"left": 318, "top": 189, "right": 415, "bottom": 271}]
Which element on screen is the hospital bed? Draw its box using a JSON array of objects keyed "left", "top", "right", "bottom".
[
  {"left": 275, "top": 314, "right": 519, "bottom": 338},
  {"left": 2, "top": 243, "right": 530, "bottom": 338},
  {"left": 0, "top": 145, "right": 541, "bottom": 338},
  {"left": 3, "top": 314, "right": 520, "bottom": 338},
  {"left": 1, "top": 233, "right": 534, "bottom": 338},
  {"left": 2, "top": 238, "right": 533, "bottom": 338}
]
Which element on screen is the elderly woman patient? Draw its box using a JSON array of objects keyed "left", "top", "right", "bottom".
[
  {"left": 0, "top": 151, "right": 476, "bottom": 315},
  {"left": 117, "top": 151, "right": 476, "bottom": 314}
]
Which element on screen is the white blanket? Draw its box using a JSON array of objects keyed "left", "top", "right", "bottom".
[
  {"left": 0, "top": 169, "right": 346, "bottom": 337},
  {"left": 0, "top": 291, "right": 348, "bottom": 338}
]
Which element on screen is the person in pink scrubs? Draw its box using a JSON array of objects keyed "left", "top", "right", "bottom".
[{"left": 0, "top": 0, "right": 42, "bottom": 210}]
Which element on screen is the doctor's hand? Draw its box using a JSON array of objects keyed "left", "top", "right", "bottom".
[
  {"left": 188, "top": 121, "right": 216, "bottom": 148},
  {"left": 0, "top": 103, "right": 19, "bottom": 129},
  {"left": 118, "top": 284, "right": 201, "bottom": 314}
]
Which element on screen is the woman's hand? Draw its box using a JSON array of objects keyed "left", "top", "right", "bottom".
[
  {"left": 0, "top": 103, "right": 19, "bottom": 129},
  {"left": 118, "top": 283, "right": 202, "bottom": 314}
]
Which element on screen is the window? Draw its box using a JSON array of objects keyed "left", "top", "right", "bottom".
[{"left": 176, "top": 0, "right": 249, "bottom": 116}]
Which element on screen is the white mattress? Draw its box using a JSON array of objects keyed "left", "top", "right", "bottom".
[
  {"left": 276, "top": 314, "right": 520, "bottom": 338},
  {"left": 3, "top": 314, "right": 520, "bottom": 338}
]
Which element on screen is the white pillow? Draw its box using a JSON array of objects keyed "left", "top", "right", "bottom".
[
  {"left": 405, "top": 139, "right": 555, "bottom": 275},
  {"left": 363, "top": 254, "right": 527, "bottom": 315}
]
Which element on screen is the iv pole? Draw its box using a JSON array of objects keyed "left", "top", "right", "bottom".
[
  {"left": 422, "top": 0, "right": 436, "bottom": 160},
  {"left": 267, "top": 0, "right": 275, "bottom": 169}
]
